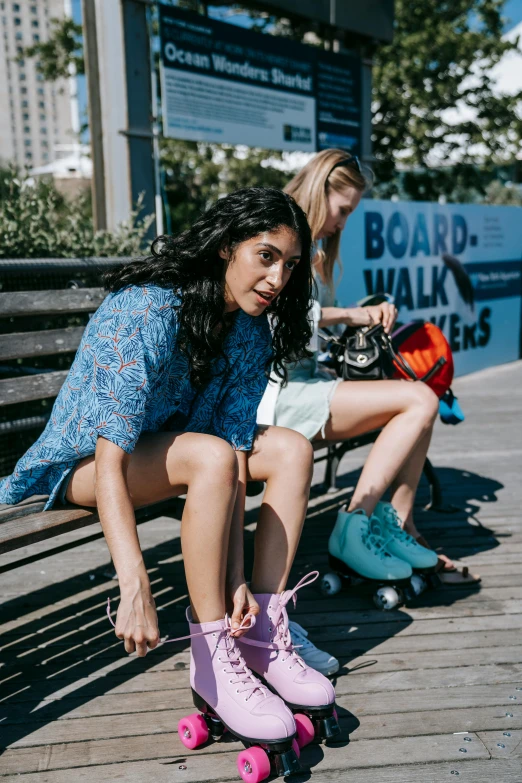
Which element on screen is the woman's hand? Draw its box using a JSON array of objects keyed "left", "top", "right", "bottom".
[
  {"left": 115, "top": 583, "right": 160, "bottom": 657},
  {"left": 344, "top": 303, "right": 398, "bottom": 334},
  {"left": 227, "top": 577, "right": 260, "bottom": 638}
]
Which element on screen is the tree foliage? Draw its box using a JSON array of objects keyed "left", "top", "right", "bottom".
[
  {"left": 16, "top": 4, "right": 522, "bottom": 208},
  {"left": 0, "top": 168, "right": 153, "bottom": 259},
  {"left": 372, "top": 0, "right": 522, "bottom": 198},
  {"left": 160, "top": 140, "right": 292, "bottom": 232},
  {"left": 18, "top": 16, "right": 84, "bottom": 79}
]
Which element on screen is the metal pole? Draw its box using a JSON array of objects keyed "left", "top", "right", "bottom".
[
  {"left": 82, "top": 0, "right": 107, "bottom": 230},
  {"left": 148, "top": 4, "right": 164, "bottom": 236}
]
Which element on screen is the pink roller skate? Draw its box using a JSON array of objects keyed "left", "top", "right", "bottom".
[
  {"left": 178, "top": 610, "right": 301, "bottom": 782},
  {"left": 238, "top": 572, "right": 340, "bottom": 746}
]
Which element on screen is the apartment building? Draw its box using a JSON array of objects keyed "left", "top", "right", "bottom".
[{"left": 0, "top": 0, "right": 76, "bottom": 168}]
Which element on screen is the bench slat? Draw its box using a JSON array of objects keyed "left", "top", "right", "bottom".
[
  {"left": 0, "top": 326, "right": 85, "bottom": 361},
  {"left": 0, "top": 497, "right": 186, "bottom": 554},
  {"left": 0, "top": 496, "right": 48, "bottom": 522},
  {"left": 0, "top": 506, "right": 98, "bottom": 553},
  {"left": 0, "top": 370, "right": 68, "bottom": 406},
  {"left": 0, "top": 288, "right": 105, "bottom": 318}
]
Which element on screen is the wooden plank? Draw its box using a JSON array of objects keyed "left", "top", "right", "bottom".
[
  {"left": 7, "top": 661, "right": 516, "bottom": 702},
  {"left": 3, "top": 681, "right": 519, "bottom": 725},
  {"left": 0, "top": 288, "right": 105, "bottom": 318},
  {"left": 0, "top": 731, "right": 489, "bottom": 776},
  {"left": 0, "top": 327, "right": 85, "bottom": 361},
  {"left": 0, "top": 370, "right": 68, "bottom": 407},
  {"left": 5, "top": 759, "right": 519, "bottom": 783},
  {"left": 6, "top": 635, "right": 522, "bottom": 677},
  {"left": 477, "top": 729, "right": 522, "bottom": 758},
  {"left": 2, "top": 602, "right": 521, "bottom": 647},
  {"left": 4, "top": 702, "right": 521, "bottom": 750},
  {"left": 5, "top": 625, "right": 521, "bottom": 660}
]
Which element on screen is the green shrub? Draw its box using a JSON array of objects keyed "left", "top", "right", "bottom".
[{"left": 0, "top": 168, "right": 154, "bottom": 259}]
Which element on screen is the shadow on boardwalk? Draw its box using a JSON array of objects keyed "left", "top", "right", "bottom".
[{"left": 0, "top": 464, "right": 502, "bottom": 755}]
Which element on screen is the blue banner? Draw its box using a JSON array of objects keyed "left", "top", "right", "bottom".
[{"left": 338, "top": 201, "right": 522, "bottom": 376}]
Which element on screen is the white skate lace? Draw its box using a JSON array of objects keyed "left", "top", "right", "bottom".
[
  {"left": 382, "top": 506, "right": 416, "bottom": 546},
  {"left": 106, "top": 598, "right": 268, "bottom": 701}
]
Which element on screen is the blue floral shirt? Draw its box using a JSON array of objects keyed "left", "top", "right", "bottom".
[{"left": 0, "top": 284, "right": 272, "bottom": 509}]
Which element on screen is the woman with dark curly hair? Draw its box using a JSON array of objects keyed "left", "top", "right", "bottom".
[{"left": 0, "top": 187, "right": 339, "bottom": 772}]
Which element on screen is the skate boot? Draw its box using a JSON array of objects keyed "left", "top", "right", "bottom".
[
  {"left": 374, "top": 502, "right": 441, "bottom": 599},
  {"left": 374, "top": 502, "right": 439, "bottom": 571},
  {"left": 328, "top": 508, "right": 412, "bottom": 582},
  {"left": 179, "top": 610, "right": 301, "bottom": 782},
  {"left": 238, "top": 572, "right": 340, "bottom": 747},
  {"left": 321, "top": 508, "right": 414, "bottom": 610}
]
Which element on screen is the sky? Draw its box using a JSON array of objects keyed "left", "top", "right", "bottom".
[{"left": 504, "top": 0, "right": 522, "bottom": 29}]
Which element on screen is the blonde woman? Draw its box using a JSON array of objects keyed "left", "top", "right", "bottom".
[{"left": 258, "top": 150, "right": 450, "bottom": 671}]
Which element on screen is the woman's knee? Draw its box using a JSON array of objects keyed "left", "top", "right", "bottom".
[
  {"left": 174, "top": 434, "right": 238, "bottom": 487},
  {"left": 262, "top": 427, "right": 314, "bottom": 478},
  {"left": 408, "top": 382, "right": 439, "bottom": 424}
]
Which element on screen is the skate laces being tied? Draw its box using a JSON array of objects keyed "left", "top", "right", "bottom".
[
  {"left": 106, "top": 598, "right": 268, "bottom": 700},
  {"left": 107, "top": 598, "right": 270, "bottom": 701},
  {"left": 216, "top": 617, "right": 270, "bottom": 701}
]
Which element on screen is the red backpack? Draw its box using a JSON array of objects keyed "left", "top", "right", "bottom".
[{"left": 391, "top": 321, "right": 454, "bottom": 398}]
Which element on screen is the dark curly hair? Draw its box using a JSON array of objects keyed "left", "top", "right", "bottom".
[{"left": 105, "top": 188, "right": 313, "bottom": 388}]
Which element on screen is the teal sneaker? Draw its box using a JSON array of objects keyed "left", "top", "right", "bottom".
[
  {"left": 374, "top": 502, "right": 439, "bottom": 571},
  {"left": 328, "top": 508, "right": 412, "bottom": 582}
]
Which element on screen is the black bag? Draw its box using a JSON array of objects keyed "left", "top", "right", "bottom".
[
  {"left": 340, "top": 323, "right": 396, "bottom": 380},
  {"left": 320, "top": 322, "right": 417, "bottom": 382}
]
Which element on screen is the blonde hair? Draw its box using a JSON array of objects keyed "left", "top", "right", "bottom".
[{"left": 284, "top": 149, "right": 372, "bottom": 289}]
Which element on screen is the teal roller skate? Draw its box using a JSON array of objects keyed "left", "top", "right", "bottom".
[
  {"left": 374, "top": 502, "right": 441, "bottom": 598},
  {"left": 321, "top": 508, "right": 413, "bottom": 610}
]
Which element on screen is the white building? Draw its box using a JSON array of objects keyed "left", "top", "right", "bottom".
[{"left": 0, "top": 0, "right": 78, "bottom": 169}]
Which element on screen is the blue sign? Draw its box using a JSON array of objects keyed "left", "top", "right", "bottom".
[
  {"left": 159, "top": 5, "right": 361, "bottom": 154},
  {"left": 338, "top": 201, "right": 522, "bottom": 376}
]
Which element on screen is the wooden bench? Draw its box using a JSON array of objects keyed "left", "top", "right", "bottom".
[
  {"left": 0, "top": 258, "right": 444, "bottom": 559},
  {"left": 0, "top": 258, "right": 180, "bottom": 557}
]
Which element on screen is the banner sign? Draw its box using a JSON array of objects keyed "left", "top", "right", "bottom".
[
  {"left": 159, "top": 5, "right": 361, "bottom": 153},
  {"left": 337, "top": 201, "right": 522, "bottom": 376}
]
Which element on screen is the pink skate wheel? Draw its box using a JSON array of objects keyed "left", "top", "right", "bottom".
[
  {"left": 292, "top": 738, "right": 301, "bottom": 758},
  {"left": 295, "top": 713, "right": 315, "bottom": 748},
  {"left": 178, "top": 713, "right": 209, "bottom": 750},
  {"left": 237, "top": 746, "right": 271, "bottom": 782}
]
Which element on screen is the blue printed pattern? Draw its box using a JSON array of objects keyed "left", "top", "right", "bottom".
[{"left": 0, "top": 285, "right": 272, "bottom": 509}]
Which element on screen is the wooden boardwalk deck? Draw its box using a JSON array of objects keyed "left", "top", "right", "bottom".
[{"left": 1, "top": 361, "right": 522, "bottom": 782}]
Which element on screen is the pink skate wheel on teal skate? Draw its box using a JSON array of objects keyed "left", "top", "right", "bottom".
[
  {"left": 295, "top": 713, "right": 315, "bottom": 747},
  {"left": 237, "top": 746, "right": 271, "bottom": 782},
  {"left": 292, "top": 738, "right": 301, "bottom": 758},
  {"left": 178, "top": 713, "right": 209, "bottom": 749}
]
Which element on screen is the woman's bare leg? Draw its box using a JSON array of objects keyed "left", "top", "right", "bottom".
[
  {"left": 67, "top": 431, "right": 238, "bottom": 623},
  {"left": 246, "top": 426, "right": 314, "bottom": 593},
  {"left": 320, "top": 380, "right": 439, "bottom": 517},
  {"left": 389, "top": 428, "right": 433, "bottom": 537}
]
